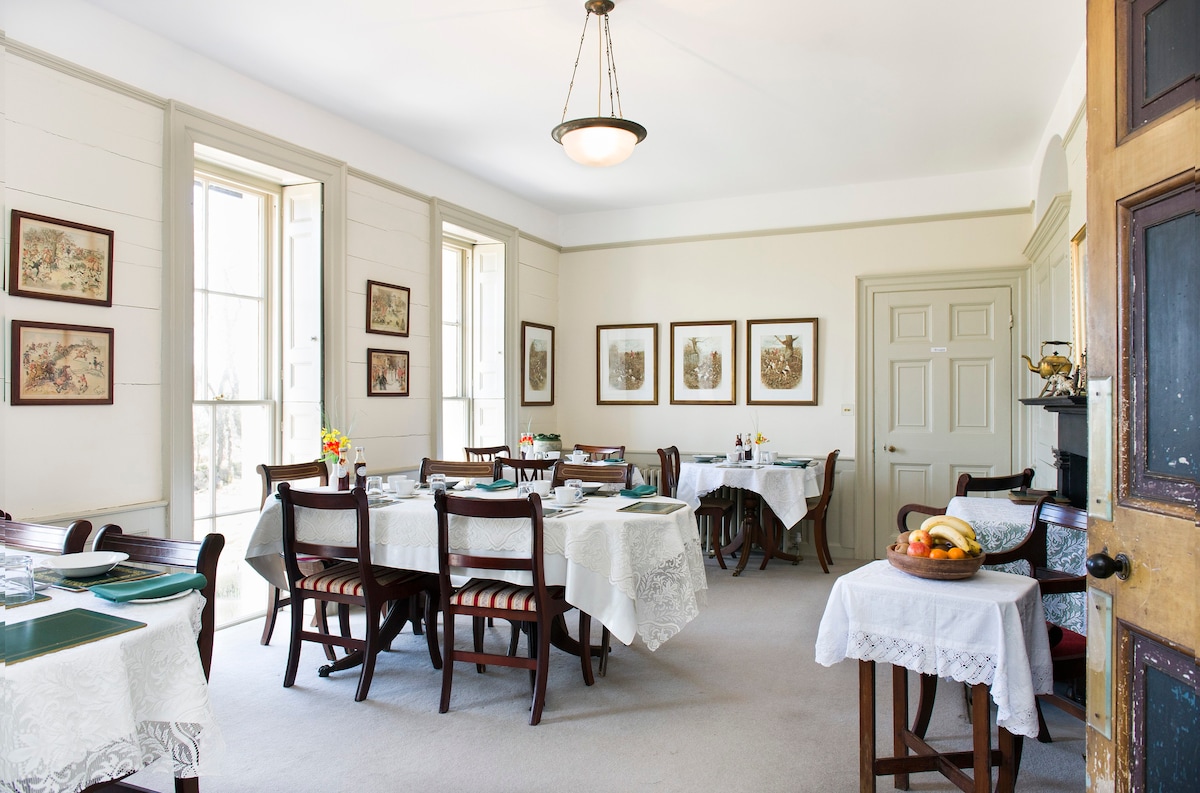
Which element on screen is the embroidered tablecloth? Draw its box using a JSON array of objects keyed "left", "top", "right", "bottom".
[
  {"left": 676, "top": 461, "right": 822, "bottom": 529},
  {"left": 815, "top": 560, "right": 1053, "bottom": 738}
]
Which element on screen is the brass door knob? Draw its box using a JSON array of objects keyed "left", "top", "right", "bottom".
[{"left": 883, "top": 445, "right": 897, "bottom": 453}]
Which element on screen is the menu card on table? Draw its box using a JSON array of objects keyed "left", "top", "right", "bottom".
[{"left": 5, "top": 607, "right": 146, "bottom": 665}]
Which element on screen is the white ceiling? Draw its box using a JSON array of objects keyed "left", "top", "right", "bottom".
[{"left": 83, "top": 0, "right": 1083, "bottom": 219}]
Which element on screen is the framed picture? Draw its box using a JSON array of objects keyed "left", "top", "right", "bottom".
[
  {"left": 521, "top": 321, "right": 555, "bottom": 405},
  {"left": 670, "top": 320, "right": 736, "bottom": 405},
  {"left": 366, "top": 280, "right": 410, "bottom": 337},
  {"left": 596, "top": 323, "right": 658, "bottom": 405},
  {"left": 746, "top": 318, "right": 818, "bottom": 405},
  {"left": 11, "top": 320, "right": 114, "bottom": 405},
  {"left": 9, "top": 211, "right": 114, "bottom": 306},
  {"left": 367, "top": 348, "right": 409, "bottom": 397}
]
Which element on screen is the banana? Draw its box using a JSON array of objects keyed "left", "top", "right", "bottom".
[
  {"left": 928, "top": 524, "right": 971, "bottom": 551},
  {"left": 966, "top": 538, "right": 983, "bottom": 556},
  {"left": 919, "top": 514, "right": 976, "bottom": 540}
]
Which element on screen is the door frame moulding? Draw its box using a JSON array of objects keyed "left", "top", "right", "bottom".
[
  {"left": 854, "top": 266, "right": 1031, "bottom": 558},
  {"left": 164, "top": 101, "right": 348, "bottom": 538}
]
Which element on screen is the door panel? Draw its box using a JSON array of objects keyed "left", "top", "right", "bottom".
[
  {"left": 1085, "top": 1, "right": 1198, "bottom": 789},
  {"left": 280, "top": 182, "right": 323, "bottom": 465},
  {"left": 872, "top": 286, "right": 1013, "bottom": 553}
]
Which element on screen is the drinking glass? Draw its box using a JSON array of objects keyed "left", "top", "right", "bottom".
[
  {"left": 429, "top": 473, "right": 447, "bottom": 494},
  {"left": 366, "top": 475, "right": 383, "bottom": 495},
  {"left": 4, "top": 553, "right": 35, "bottom": 606}
]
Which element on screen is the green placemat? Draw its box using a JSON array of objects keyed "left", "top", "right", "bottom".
[
  {"left": 5, "top": 607, "right": 146, "bottom": 664},
  {"left": 617, "top": 501, "right": 686, "bottom": 515},
  {"left": 5, "top": 591, "right": 52, "bottom": 609},
  {"left": 34, "top": 564, "right": 162, "bottom": 592}
]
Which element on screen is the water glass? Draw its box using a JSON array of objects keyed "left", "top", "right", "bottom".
[
  {"left": 517, "top": 481, "right": 534, "bottom": 497},
  {"left": 366, "top": 475, "right": 383, "bottom": 495},
  {"left": 429, "top": 473, "right": 447, "bottom": 494},
  {"left": 5, "top": 553, "right": 35, "bottom": 606}
]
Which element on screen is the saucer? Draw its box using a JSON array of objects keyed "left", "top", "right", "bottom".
[{"left": 129, "top": 589, "right": 193, "bottom": 604}]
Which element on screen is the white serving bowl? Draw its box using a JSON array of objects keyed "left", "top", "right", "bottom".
[{"left": 43, "top": 551, "right": 129, "bottom": 578}]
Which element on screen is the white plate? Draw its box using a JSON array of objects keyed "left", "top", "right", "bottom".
[
  {"left": 43, "top": 551, "right": 129, "bottom": 578},
  {"left": 129, "top": 589, "right": 193, "bottom": 604}
]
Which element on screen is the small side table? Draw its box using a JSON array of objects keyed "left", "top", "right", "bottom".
[{"left": 816, "top": 561, "right": 1053, "bottom": 793}]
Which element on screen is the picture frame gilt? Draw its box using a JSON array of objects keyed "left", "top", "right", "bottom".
[
  {"left": 366, "top": 280, "right": 411, "bottom": 337},
  {"left": 9, "top": 211, "right": 114, "bottom": 307},
  {"left": 11, "top": 320, "right": 115, "bottom": 405},
  {"left": 670, "top": 320, "right": 736, "bottom": 405},
  {"left": 367, "top": 348, "right": 410, "bottom": 397},
  {"left": 746, "top": 317, "right": 818, "bottom": 405},
  {"left": 521, "top": 321, "right": 555, "bottom": 406},
  {"left": 596, "top": 323, "right": 658, "bottom": 405}
]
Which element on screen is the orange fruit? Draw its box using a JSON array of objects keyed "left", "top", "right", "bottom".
[
  {"left": 929, "top": 548, "right": 950, "bottom": 559},
  {"left": 947, "top": 547, "right": 967, "bottom": 560}
]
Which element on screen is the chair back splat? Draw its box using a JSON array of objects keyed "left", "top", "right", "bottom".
[
  {"left": 464, "top": 445, "right": 511, "bottom": 462},
  {"left": 277, "top": 483, "right": 440, "bottom": 702},
  {"left": 434, "top": 490, "right": 594, "bottom": 724},
  {"left": 92, "top": 525, "right": 225, "bottom": 680},
  {"left": 4, "top": 518, "right": 92, "bottom": 555},
  {"left": 498, "top": 456, "right": 556, "bottom": 482},
  {"left": 551, "top": 461, "right": 633, "bottom": 489},
  {"left": 419, "top": 458, "right": 501, "bottom": 482},
  {"left": 572, "top": 444, "right": 625, "bottom": 461}
]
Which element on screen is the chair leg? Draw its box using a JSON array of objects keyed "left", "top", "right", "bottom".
[
  {"left": 815, "top": 514, "right": 833, "bottom": 571},
  {"left": 282, "top": 591, "right": 306, "bottom": 688},
  {"left": 261, "top": 585, "right": 286, "bottom": 645},
  {"left": 439, "top": 610, "right": 455, "bottom": 714},
  {"left": 579, "top": 611, "right": 594, "bottom": 687},
  {"left": 423, "top": 591, "right": 442, "bottom": 669},
  {"left": 710, "top": 515, "right": 727, "bottom": 569},
  {"left": 507, "top": 621, "right": 523, "bottom": 656},
  {"left": 354, "top": 599, "right": 381, "bottom": 702},
  {"left": 472, "top": 616, "right": 487, "bottom": 673},
  {"left": 1035, "top": 700, "right": 1052, "bottom": 743},
  {"left": 529, "top": 619, "right": 551, "bottom": 725}
]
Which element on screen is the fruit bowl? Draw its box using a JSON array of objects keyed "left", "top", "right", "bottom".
[{"left": 886, "top": 544, "right": 985, "bottom": 580}]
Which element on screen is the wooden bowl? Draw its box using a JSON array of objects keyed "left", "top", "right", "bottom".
[{"left": 886, "top": 544, "right": 985, "bottom": 580}]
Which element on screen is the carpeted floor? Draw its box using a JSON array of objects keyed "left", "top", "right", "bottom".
[{"left": 127, "top": 556, "right": 1086, "bottom": 792}]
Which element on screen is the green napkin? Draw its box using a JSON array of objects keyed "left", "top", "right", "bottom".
[
  {"left": 602, "top": 458, "right": 625, "bottom": 464},
  {"left": 619, "top": 484, "right": 658, "bottom": 498},
  {"left": 476, "top": 479, "right": 516, "bottom": 491},
  {"left": 91, "top": 573, "right": 207, "bottom": 603}
]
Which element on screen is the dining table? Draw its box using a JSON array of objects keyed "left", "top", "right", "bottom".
[
  {"left": 815, "top": 560, "right": 1053, "bottom": 792},
  {"left": 246, "top": 484, "right": 706, "bottom": 651},
  {"left": 675, "top": 458, "right": 824, "bottom": 575},
  {"left": 2, "top": 560, "right": 224, "bottom": 793}
]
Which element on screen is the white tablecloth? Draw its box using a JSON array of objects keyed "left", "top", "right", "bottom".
[
  {"left": 676, "top": 461, "right": 822, "bottom": 529},
  {"left": 814, "top": 560, "right": 1053, "bottom": 738},
  {"left": 1, "top": 578, "right": 224, "bottom": 793},
  {"left": 947, "top": 496, "right": 1086, "bottom": 635},
  {"left": 246, "top": 489, "right": 706, "bottom": 650}
]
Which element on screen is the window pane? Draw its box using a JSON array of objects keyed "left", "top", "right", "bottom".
[
  {"left": 442, "top": 248, "right": 461, "bottom": 322},
  {"left": 206, "top": 183, "right": 265, "bottom": 297},
  {"left": 1144, "top": 0, "right": 1198, "bottom": 100},
  {"left": 204, "top": 294, "right": 264, "bottom": 400},
  {"left": 212, "top": 403, "right": 272, "bottom": 515},
  {"left": 193, "top": 292, "right": 207, "bottom": 399},
  {"left": 194, "top": 179, "right": 206, "bottom": 289},
  {"left": 208, "top": 512, "right": 268, "bottom": 628},
  {"left": 193, "top": 404, "right": 213, "bottom": 518},
  {"left": 443, "top": 398, "right": 469, "bottom": 460}
]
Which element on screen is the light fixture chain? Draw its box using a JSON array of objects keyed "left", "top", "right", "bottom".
[
  {"left": 560, "top": 10, "right": 595, "bottom": 124},
  {"left": 603, "top": 13, "right": 623, "bottom": 119}
]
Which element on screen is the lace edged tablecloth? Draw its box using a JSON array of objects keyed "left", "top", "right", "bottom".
[
  {"left": 1, "top": 587, "right": 224, "bottom": 793},
  {"left": 246, "top": 491, "right": 707, "bottom": 650},
  {"left": 815, "top": 560, "right": 1053, "bottom": 738}
]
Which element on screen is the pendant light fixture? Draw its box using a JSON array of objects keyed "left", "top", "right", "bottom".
[{"left": 551, "top": 0, "right": 647, "bottom": 167}]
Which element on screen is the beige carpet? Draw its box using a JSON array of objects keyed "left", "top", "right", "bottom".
[{"left": 127, "top": 556, "right": 1085, "bottom": 792}]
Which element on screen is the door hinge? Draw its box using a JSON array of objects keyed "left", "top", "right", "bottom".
[{"left": 1008, "top": 314, "right": 1014, "bottom": 330}]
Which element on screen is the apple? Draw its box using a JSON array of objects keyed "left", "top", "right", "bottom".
[
  {"left": 909, "top": 529, "right": 932, "bottom": 546},
  {"left": 906, "top": 541, "right": 931, "bottom": 558}
]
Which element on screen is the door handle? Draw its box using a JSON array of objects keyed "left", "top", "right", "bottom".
[
  {"left": 1086, "top": 549, "right": 1131, "bottom": 581},
  {"left": 883, "top": 445, "right": 897, "bottom": 453}
]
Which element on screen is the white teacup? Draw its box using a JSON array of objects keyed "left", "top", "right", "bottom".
[
  {"left": 530, "top": 480, "right": 553, "bottom": 497},
  {"left": 543, "top": 450, "right": 560, "bottom": 460},
  {"left": 392, "top": 478, "right": 416, "bottom": 496},
  {"left": 726, "top": 452, "right": 738, "bottom": 464},
  {"left": 554, "top": 486, "right": 579, "bottom": 506},
  {"left": 570, "top": 451, "right": 589, "bottom": 463}
]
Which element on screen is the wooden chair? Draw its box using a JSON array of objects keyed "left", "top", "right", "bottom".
[
  {"left": 4, "top": 518, "right": 93, "bottom": 555},
  {"left": 896, "top": 467, "right": 1035, "bottom": 534},
  {"left": 277, "top": 483, "right": 441, "bottom": 702},
  {"left": 984, "top": 496, "right": 1088, "bottom": 743},
  {"left": 765, "top": 449, "right": 841, "bottom": 573},
  {"left": 572, "top": 444, "right": 625, "bottom": 461},
  {"left": 464, "top": 445, "right": 511, "bottom": 462},
  {"left": 419, "top": 458, "right": 501, "bottom": 482},
  {"left": 434, "top": 490, "right": 594, "bottom": 725},
  {"left": 92, "top": 525, "right": 225, "bottom": 681},
  {"left": 657, "top": 446, "right": 735, "bottom": 567},
  {"left": 552, "top": 461, "right": 634, "bottom": 489},
  {"left": 498, "top": 456, "right": 556, "bottom": 481},
  {"left": 256, "top": 461, "right": 333, "bottom": 648}
]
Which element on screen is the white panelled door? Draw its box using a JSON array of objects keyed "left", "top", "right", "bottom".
[
  {"left": 872, "top": 286, "right": 1014, "bottom": 553},
  {"left": 280, "top": 182, "right": 323, "bottom": 464}
]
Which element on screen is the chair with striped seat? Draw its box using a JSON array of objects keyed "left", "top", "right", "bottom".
[
  {"left": 434, "top": 490, "right": 594, "bottom": 725},
  {"left": 278, "top": 483, "right": 441, "bottom": 702}
]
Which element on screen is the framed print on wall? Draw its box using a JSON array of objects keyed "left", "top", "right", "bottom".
[
  {"left": 11, "top": 320, "right": 115, "bottom": 405},
  {"left": 670, "top": 320, "right": 736, "bottom": 405},
  {"left": 746, "top": 317, "right": 818, "bottom": 405},
  {"left": 367, "top": 348, "right": 409, "bottom": 397},
  {"left": 596, "top": 323, "right": 658, "bottom": 405},
  {"left": 366, "top": 280, "right": 411, "bottom": 337},
  {"left": 521, "top": 321, "right": 555, "bottom": 405},
  {"left": 9, "top": 211, "right": 114, "bottom": 306}
]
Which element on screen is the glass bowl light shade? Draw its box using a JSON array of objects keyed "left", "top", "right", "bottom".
[{"left": 552, "top": 117, "right": 647, "bottom": 167}]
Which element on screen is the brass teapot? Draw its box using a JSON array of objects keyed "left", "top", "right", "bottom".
[{"left": 1021, "top": 341, "right": 1074, "bottom": 380}]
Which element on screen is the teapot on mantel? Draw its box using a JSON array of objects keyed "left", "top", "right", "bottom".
[{"left": 1021, "top": 341, "right": 1074, "bottom": 380}]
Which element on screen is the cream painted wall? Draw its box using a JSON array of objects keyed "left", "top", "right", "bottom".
[
  {"left": 554, "top": 212, "right": 1035, "bottom": 460},
  {"left": 516, "top": 236, "right": 560, "bottom": 438}
]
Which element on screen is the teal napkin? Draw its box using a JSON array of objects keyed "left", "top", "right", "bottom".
[
  {"left": 776, "top": 460, "right": 807, "bottom": 467},
  {"left": 476, "top": 479, "right": 516, "bottom": 491},
  {"left": 619, "top": 484, "right": 658, "bottom": 498},
  {"left": 91, "top": 573, "right": 207, "bottom": 603},
  {"left": 602, "top": 458, "right": 625, "bottom": 464}
]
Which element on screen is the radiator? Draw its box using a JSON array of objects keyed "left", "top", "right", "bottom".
[{"left": 641, "top": 466, "right": 663, "bottom": 491}]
